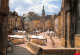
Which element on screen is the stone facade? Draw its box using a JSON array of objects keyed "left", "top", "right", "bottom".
[
  {"left": 54, "top": 14, "right": 61, "bottom": 38},
  {"left": 28, "top": 19, "right": 43, "bottom": 31},
  {"left": 74, "top": 34, "right": 80, "bottom": 48},
  {"left": 61, "top": 0, "right": 80, "bottom": 48},
  {"left": 58, "top": 16, "right": 61, "bottom": 38},
  {"left": 8, "top": 11, "right": 22, "bottom": 32},
  {"left": 61, "top": 0, "right": 74, "bottom": 48},
  {"left": 0, "top": 0, "right": 9, "bottom": 55},
  {"left": 27, "top": 42, "right": 78, "bottom": 55},
  {"left": 45, "top": 15, "right": 53, "bottom": 30}
]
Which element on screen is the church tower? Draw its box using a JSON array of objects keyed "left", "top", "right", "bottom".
[{"left": 42, "top": 5, "right": 45, "bottom": 18}]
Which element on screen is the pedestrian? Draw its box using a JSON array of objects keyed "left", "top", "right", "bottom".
[
  {"left": 29, "top": 37, "right": 30, "bottom": 42},
  {"left": 26, "top": 34, "right": 28, "bottom": 40},
  {"left": 8, "top": 40, "right": 13, "bottom": 47},
  {"left": 46, "top": 38, "right": 47, "bottom": 42}
]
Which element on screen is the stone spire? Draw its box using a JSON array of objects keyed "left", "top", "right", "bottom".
[{"left": 42, "top": 5, "right": 45, "bottom": 18}]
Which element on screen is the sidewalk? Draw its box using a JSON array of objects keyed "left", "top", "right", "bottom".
[
  {"left": 28, "top": 32, "right": 63, "bottom": 48},
  {"left": 7, "top": 42, "right": 33, "bottom": 55},
  {"left": 39, "top": 32, "right": 63, "bottom": 48},
  {"left": 52, "top": 37, "right": 63, "bottom": 48}
]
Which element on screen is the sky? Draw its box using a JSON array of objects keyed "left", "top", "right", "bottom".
[{"left": 9, "top": 0, "right": 62, "bottom": 16}]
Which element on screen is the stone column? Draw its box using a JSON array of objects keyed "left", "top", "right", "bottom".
[
  {"left": 0, "top": 14, "right": 8, "bottom": 55},
  {"left": 61, "top": 11, "right": 66, "bottom": 47},
  {"left": 66, "top": 12, "right": 71, "bottom": 48}
]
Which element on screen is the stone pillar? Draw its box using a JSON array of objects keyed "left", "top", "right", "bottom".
[
  {"left": 61, "top": 11, "right": 72, "bottom": 48},
  {"left": 0, "top": 0, "right": 9, "bottom": 55},
  {"left": 61, "top": 11, "right": 66, "bottom": 47},
  {"left": 0, "top": 15, "right": 8, "bottom": 55},
  {"left": 66, "top": 12, "right": 71, "bottom": 48}
]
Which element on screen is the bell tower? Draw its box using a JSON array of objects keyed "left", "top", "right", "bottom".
[{"left": 42, "top": 5, "right": 45, "bottom": 18}]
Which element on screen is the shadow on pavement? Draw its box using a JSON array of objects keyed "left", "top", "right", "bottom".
[{"left": 7, "top": 45, "right": 33, "bottom": 55}]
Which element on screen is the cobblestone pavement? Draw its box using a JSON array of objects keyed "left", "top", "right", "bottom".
[
  {"left": 7, "top": 31, "right": 62, "bottom": 55},
  {"left": 28, "top": 32, "right": 62, "bottom": 48},
  {"left": 7, "top": 42, "right": 33, "bottom": 55}
]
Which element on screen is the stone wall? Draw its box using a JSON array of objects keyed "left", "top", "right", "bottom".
[
  {"left": 0, "top": 15, "right": 8, "bottom": 55},
  {"left": 42, "top": 48, "right": 77, "bottom": 55},
  {"left": 27, "top": 42, "right": 43, "bottom": 55},
  {"left": 0, "top": 0, "right": 9, "bottom": 55},
  {"left": 27, "top": 42, "right": 78, "bottom": 55},
  {"left": 74, "top": 34, "right": 80, "bottom": 48},
  {"left": 61, "top": 0, "right": 76, "bottom": 48}
]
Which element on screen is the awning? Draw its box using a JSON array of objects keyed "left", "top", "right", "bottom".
[
  {"left": 30, "top": 35, "right": 45, "bottom": 39},
  {"left": 8, "top": 35, "right": 26, "bottom": 38}
]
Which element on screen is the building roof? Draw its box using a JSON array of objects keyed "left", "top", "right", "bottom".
[{"left": 45, "top": 15, "right": 52, "bottom": 20}]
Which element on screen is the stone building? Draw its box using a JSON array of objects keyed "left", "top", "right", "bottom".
[
  {"left": 61, "top": 0, "right": 80, "bottom": 48},
  {"left": 45, "top": 15, "right": 53, "bottom": 31},
  {"left": 54, "top": 17, "right": 58, "bottom": 32},
  {"left": 23, "top": 12, "right": 43, "bottom": 32},
  {"left": 58, "top": 15, "right": 61, "bottom": 38},
  {"left": 28, "top": 19, "right": 43, "bottom": 31},
  {"left": 54, "top": 13, "right": 61, "bottom": 39},
  {"left": 0, "top": 0, "right": 80, "bottom": 55},
  {"left": 8, "top": 11, "right": 22, "bottom": 32},
  {"left": 51, "top": 15, "right": 57, "bottom": 31},
  {"left": 0, "top": 0, "right": 9, "bottom": 55}
]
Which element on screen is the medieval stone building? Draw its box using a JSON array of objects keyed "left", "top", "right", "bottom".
[
  {"left": 61, "top": 0, "right": 80, "bottom": 48},
  {"left": 0, "top": 0, "right": 80, "bottom": 55},
  {"left": 0, "top": 0, "right": 9, "bottom": 55}
]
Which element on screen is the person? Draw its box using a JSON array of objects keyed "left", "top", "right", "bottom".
[
  {"left": 46, "top": 38, "right": 47, "bottom": 42},
  {"left": 8, "top": 40, "right": 13, "bottom": 47},
  {"left": 26, "top": 34, "right": 28, "bottom": 40},
  {"left": 29, "top": 37, "right": 30, "bottom": 42}
]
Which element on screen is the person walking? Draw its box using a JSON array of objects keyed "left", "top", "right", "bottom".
[
  {"left": 26, "top": 34, "right": 28, "bottom": 40},
  {"left": 46, "top": 38, "right": 47, "bottom": 42}
]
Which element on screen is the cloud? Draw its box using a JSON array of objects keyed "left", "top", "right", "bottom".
[{"left": 9, "top": 0, "right": 62, "bottom": 15}]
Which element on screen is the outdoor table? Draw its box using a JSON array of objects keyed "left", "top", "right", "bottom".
[{"left": 8, "top": 35, "right": 26, "bottom": 44}]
